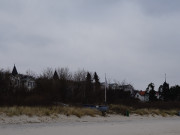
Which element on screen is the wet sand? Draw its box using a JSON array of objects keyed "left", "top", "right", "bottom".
[{"left": 0, "top": 115, "right": 180, "bottom": 135}]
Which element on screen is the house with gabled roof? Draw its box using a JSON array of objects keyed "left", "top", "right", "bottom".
[
  {"left": 10, "top": 65, "right": 35, "bottom": 91},
  {"left": 135, "top": 90, "right": 159, "bottom": 102},
  {"left": 135, "top": 90, "right": 146, "bottom": 101}
]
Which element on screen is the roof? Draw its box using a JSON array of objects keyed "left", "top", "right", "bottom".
[
  {"left": 139, "top": 91, "right": 146, "bottom": 96},
  {"left": 12, "top": 65, "right": 18, "bottom": 76}
]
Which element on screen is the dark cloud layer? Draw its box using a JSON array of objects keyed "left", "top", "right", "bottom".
[{"left": 1, "top": 0, "right": 180, "bottom": 90}]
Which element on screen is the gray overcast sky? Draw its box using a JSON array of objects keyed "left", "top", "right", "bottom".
[{"left": 1, "top": 0, "right": 180, "bottom": 90}]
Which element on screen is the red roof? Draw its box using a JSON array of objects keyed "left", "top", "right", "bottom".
[{"left": 139, "top": 91, "right": 146, "bottom": 96}]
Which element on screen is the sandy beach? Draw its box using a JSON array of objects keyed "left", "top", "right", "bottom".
[{"left": 0, "top": 114, "right": 180, "bottom": 135}]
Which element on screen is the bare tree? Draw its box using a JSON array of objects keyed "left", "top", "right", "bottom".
[
  {"left": 57, "top": 67, "right": 72, "bottom": 80},
  {"left": 26, "top": 69, "right": 37, "bottom": 78},
  {"left": 73, "top": 69, "right": 87, "bottom": 82},
  {"left": 41, "top": 67, "right": 54, "bottom": 79}
]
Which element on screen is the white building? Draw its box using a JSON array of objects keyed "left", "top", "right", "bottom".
[
  {"left": 135, "top": 90, "right": 159, "bottom": 102},
  {"left": 11, "top": 65, "right": 35, "bottom": 91},
  {"left": 135, "top": 91, "right": 147, "bottom": 101}
]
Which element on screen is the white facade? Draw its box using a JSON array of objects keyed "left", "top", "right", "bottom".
[
  {"left": 11, "top": 75, "right": 35, "bottom": 90},
  {"left": 24, "top": 79, "right": 35, "bottom": 90},
  {"left": 135, "top": 90, "right": 159, "bottom": 102},
  {"left": 135, "top": 92, "right": 146, "bottom": 101}
]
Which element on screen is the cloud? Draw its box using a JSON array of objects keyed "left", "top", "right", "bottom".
[{"left": 0, "top": 0, "right": 180, "bottom": 89}]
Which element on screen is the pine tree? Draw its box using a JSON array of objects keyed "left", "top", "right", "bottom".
[
  {"left": 146, "top": 83, "right": 157, "bottom": 101},
  {"left": 94, "top": 72, "right": 100, "bottom": 85},
  {"left": 93, "top": 72, "right": 102, "bottom": 103},
  {"left": 85, "top": 72, "right": 92, "bottom": 103}
]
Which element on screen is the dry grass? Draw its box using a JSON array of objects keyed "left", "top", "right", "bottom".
[
  {"left": 0, "top": 104, "right": 179, "bottom": 117},
  {"left": 132, "top": 109, "right": 178, "bottom": 116},
  {"left": 61, "top": 107, "right": 101, "bottom": 117},
  {"left": 0, "top": 106, "right": 101, "bottom": 117},
  {"left": 109, "top": 104, "right": 133, "bottom": 115},
  {"left": 109, "top": 104, "right": 179, "bottom": 116}
]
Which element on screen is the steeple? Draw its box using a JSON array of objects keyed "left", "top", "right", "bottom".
[
  {"left": 12, "top": 64, "right": 18, "bottom": 76},
  {"left": 53, "top": 70, "right": 59, "bottom": 80},
  {"left": 163, "top": 73, "right": 169, "bottom": 91}
]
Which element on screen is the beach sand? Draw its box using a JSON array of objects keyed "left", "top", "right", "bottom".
[{"left": 0, "top": 114, "right": 180, "bottom": 135}]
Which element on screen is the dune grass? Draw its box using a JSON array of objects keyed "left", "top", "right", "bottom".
[
  {"left": 0, "top": 104, "right": 179, "bottom": 117},
  {"left": 109, "top": 104, "right": 133, "bottom": 115},
  {"left": 109, "top": 104, "right": 179, "bottom": 116},
  {"left": 132, "top": 109, "right": 178, "bottom": 116},
  {"left": 0, "top": 106, "right": 101, "bottom": 118}
]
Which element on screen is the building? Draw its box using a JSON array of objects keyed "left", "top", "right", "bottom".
[
  {"left": 10, "top": 65, "right": 35, "bottom": 90},
  {"left": 108, "top": 83, "right": 119, "bottom": 90},
  {"left": 135, "top": 90, "right": 149, "bottom": 102},
  {"left": 101, "top": 82, "right": 134, "bottom": 95},
  {"left": 135, "top": 90, "right": 159, "bottom": 102},
  {"left": 119, "top": 84, "right": 134, "bottom": 95},
  {"left": 135, "top": 91, "right": 147, "bottom": 101}
]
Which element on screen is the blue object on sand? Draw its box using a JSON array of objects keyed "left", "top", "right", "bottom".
[{"left": 83, "top": 104, "right": 109, "bottom": 112}]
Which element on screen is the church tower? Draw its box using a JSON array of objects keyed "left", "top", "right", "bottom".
[
  {"left": 163, "top": 73, "right": 169, "bottom": 91},
  {"left": 12, "top": 64, "right": 18, "bottom": 76}
]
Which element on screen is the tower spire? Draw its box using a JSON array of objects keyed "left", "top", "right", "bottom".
[{"left": 12, "top": 64, "right": 18, "bottom": 76}]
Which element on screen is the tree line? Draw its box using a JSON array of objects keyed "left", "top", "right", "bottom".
[
  {"left": 0, "top": 67, "right": 180, "bottom": 106},
  {"left": 0, "top": 67, "right": 106, "bottom": 106},
  {"left": 146, "top": 82, "right": 180, "bottom": 102}
]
